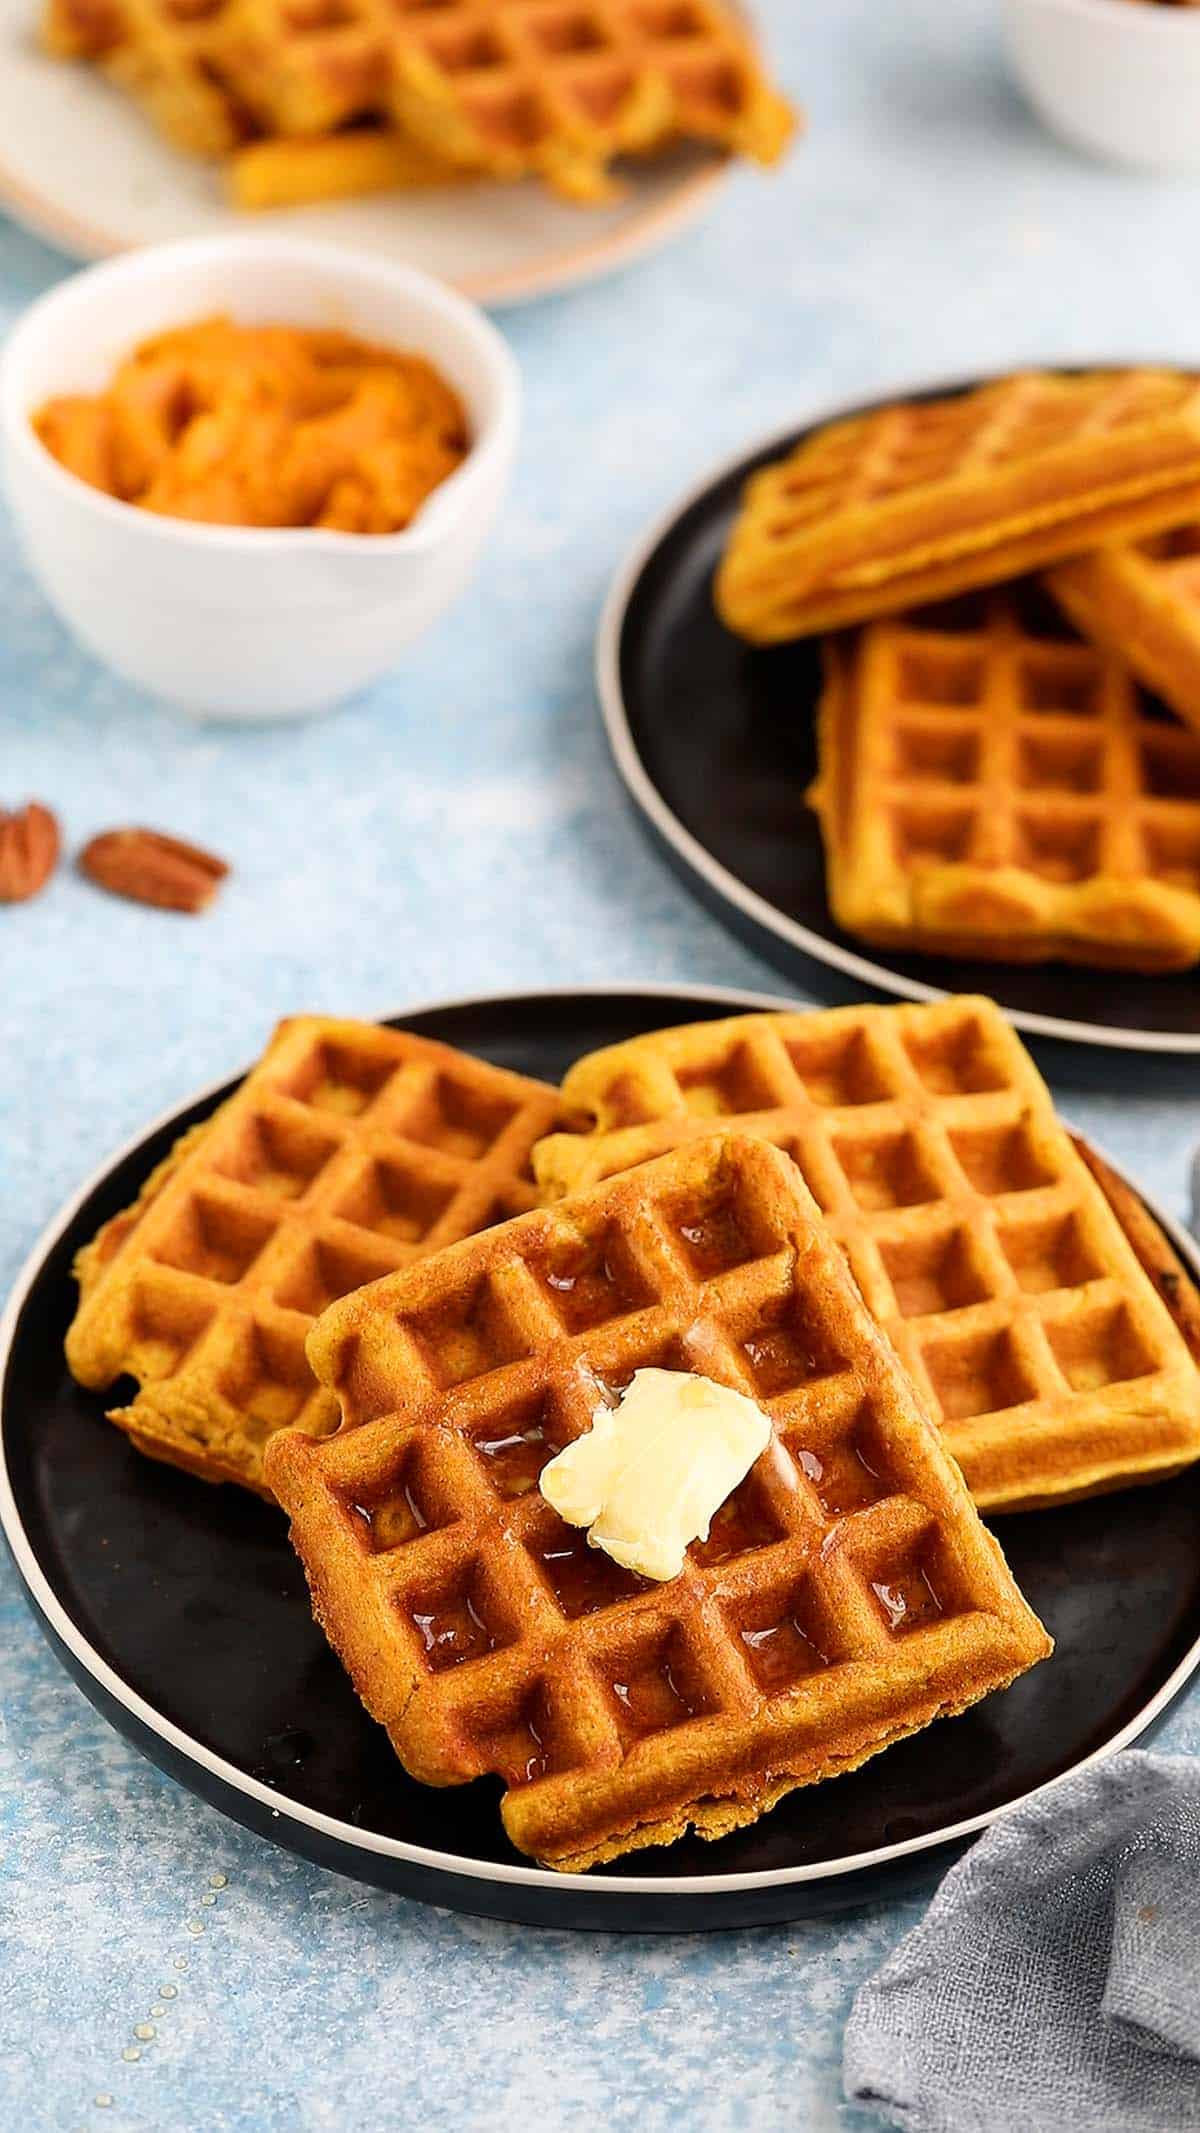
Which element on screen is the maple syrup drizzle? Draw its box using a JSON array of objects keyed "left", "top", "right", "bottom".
[
  {"left": 610, "top": 1651, "right": 702, "bottom": 1737},
  {"left": 740, "top": 1614, "right": 826, "bottom": 1690},
  {"left": 474, "top": 1421, "right": 547, "bottom": 1495},
  {"left": 676, "top": 1202, "right": 750, "bottom": 1278},
  {"left": 411, "top": 1591, "right": 494, "bottom": 1668},
  {"left": 872, "top": 1568, "right": 943, "bottom": 1634},
  {"left": 538, "top": 1529, "right": 644, "bottom": 1616}
]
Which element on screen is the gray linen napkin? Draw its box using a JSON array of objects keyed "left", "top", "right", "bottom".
[{"left": 843, "top": 1751, "right": 1200, "bottom": 2133}]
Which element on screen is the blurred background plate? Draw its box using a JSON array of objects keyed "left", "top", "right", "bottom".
[
  {"left": 0, "top": 0, "right": 731, "bottom": 304},
  {"left": 599, "top": 378, "right": 1200, "bottom": 1052}
]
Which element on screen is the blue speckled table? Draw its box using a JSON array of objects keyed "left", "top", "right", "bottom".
[{"left": 4, "top": 3, "right": 1200, "bottom": 2126}]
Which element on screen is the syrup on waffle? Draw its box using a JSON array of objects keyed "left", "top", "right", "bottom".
[
  {"left": 66, "top": 1018, "right": 560, "bottom": 1496},
  {"left": 715, "top": 371, "right": 1200, "bottom": 642},
  {"left": 265, "top": 1135, "right": 1050, "bottom": 1870},
  {"left": 41, "top": 0, "right": 795, "bottom": 206},
  {"left": 1048, "top": 527, "right": 1200, "bottom": 738},
  {"left": 532, "top": 1000, "right": 1200, "bottom": 1512},
  {"left": 808, "top": 583, "right": 1200, "bottom": 971}
]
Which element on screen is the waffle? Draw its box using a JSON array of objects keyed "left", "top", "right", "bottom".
[
  {"left": 41, "top": 0, "right": 795, "bottom": 206},
  {"left": 532, "top": 999, "right": 1200, "bottom": 1512},
  {"left": 714, "top": 371, "right": 1200, "bottom": 643},
  {"left": 265, "top": 1135, "right": 1050, "bottom": 1870},
  {"left": 807, "top": 584, "right": 1200, "bottom": 972},
  {"left": 1047, "top": 528, "right": 1200, "bottom": 738},
  {"left": 66, "top": 1017, "right": 560, "bottom": 1497}
]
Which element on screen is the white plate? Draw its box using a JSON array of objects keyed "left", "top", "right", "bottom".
[{"left": 0, "top": 2, "right": 730, "bottom": 305}]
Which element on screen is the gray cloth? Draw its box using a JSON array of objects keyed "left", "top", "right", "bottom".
[{"left": 843, "top": 1751, "right": 1200, "bottom": 2133}]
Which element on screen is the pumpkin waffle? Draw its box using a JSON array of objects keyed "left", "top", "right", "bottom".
[
  {"left": 807, "top": 583, "right": 1200, "bottom": 972},
  {"left": 714, "top": 371, "right": 1200, "bottom": 643},
  {"left": 1047, "top": 527, "right": 1200, "bottom": 737},
  {"left": 65, "top": 1017, "right": 560, "bottom": 1497},
  {"left": 265, "top": 1135, "right": 1050, "bottom": 1870},
  {"left": 41, "top": 0, "right": 795, "bottom": 206},
  {"left": 532, "top": 999, "right": 1200, "bottom": 1512}
]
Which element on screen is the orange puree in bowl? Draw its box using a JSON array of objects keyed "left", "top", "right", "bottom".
[{"left": 32, "top": 315, "right": 470, "bottom": 533}]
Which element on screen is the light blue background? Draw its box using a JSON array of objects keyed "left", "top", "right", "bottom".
[{"left": 4, "top": 3, "right": 1200, "bottom": 2126}]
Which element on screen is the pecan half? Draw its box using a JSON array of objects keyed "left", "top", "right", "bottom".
[
  {"left": 80, "top": 828, "right": 229, "bottom": 913},
  {"left": 0, "top": 802, "right": 61, "bottom": 903}
]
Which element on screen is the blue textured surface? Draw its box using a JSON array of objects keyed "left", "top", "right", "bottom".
[{"left": 4, "top": 3, "right": 1200, "bottom": 2126}]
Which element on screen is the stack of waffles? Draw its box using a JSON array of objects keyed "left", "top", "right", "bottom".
[
  {"left": 715, "top": 367, "right": 1200, "bottom": 971},
  {"left": 66, "top": 1000, "right": 1200, "bottom": 1868},
  {"left": 40, "top": 0, "right": 796, "bottom": 210}
]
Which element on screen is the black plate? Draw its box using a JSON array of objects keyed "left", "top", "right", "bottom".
[
  {"left": 599, "top": 377, "right": 1200, "bottom": 1052},
  {"left": 5, "top": 986, "right": 1200, "bottom": 1931}
]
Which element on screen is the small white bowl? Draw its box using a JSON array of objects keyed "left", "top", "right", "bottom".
[
  {"left": 1003, "top": 0, "right": 1200, "bottom": 176},
  {"left": 0, "top": 235, "right": 520, "bottom": 719}
]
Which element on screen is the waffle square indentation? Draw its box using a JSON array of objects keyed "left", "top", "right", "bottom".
[
  {"left": 602, "top": 1627, "right": 714, "bottom": 1745},
  {"left": 727, "top": 1573, "right": 835, "bottom": 1694},
  {"left": 535, "top": 1222, "right": 657, "bottom": 1333},
  {"left": 878, "top": 1225, "right": 995, "bottom": 1319},
  {"left": 396, "top": 1073, "right": 519, "bottom": 1159},
  {"left": 833, "top": 1128, "right": 943, "bottom": 1211},
  {"left": 1045, "top": 1302, "right": 1162, "bottom": 1392},
  {"left": 402, "top": 1558, "right": 517, "bottom": 1674},
  {"left": 533, "top": 1519, "right": 649, "bottom": 1619},
  {"left": 921, "top": 1326, "right": 1039, "bottom": 1422},
  {"left": 152, "top": 1193, "right": 278, "bottom": 1285},
  {"left": 400, "top": 1273, "right": 535, "bottom": 1388},
  {"left": 949, "top": 1120, "right": 1057, "bottom": 1197},
  {"left": 334, "top": 1155, "right": 457, "bottom": 1244},
  {"left": 783, "top": 1025, "right": 896, "bottom": 1107}
]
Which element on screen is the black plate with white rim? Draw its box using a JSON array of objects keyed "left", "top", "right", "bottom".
[
  {"left": 5, "top": 983, "right": 1200, "bottom": 1932},
  {"left": 597, "top": 370, "right": 1200, "bottom": 1053}
]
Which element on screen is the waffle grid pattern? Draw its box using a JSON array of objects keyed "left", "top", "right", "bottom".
[
  {"left": 66, "top": 1017, "right": 560, "bottom": 1494},
  {"left": 267, "top": 1136, "right": 1049, "bottom": 1868},
  {"left": 810, "top": 586, "right": 1200, "bottom": 970},
  {"left": 1049, "top": 526, "right": 1200, "bottom": 738},
  {"left": 532, "top": 1000, "right": 1200, "bottom": 1510},
  {"left": 715, "top": 370, "right": 1200, "bottom": 642},
  {"left": 42, "top": 0, "right": 794, "bottom": 204}
]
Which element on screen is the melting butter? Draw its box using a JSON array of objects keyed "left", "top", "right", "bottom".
[{"left": 539, "top": 1367, "right": 772, "bottom": 1582}]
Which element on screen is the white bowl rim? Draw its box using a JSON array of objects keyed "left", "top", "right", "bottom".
[
  {"left": 1004, "top": 0, "right": 1200, "bottom": 29},
  {"left": 0, "top": 231, "right": 520, "bottom": 557}
]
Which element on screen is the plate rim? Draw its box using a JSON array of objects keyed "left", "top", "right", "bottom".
[
  {"left": 0, "top": 89, "right": 730, "bottom": 309},
  {"left": 5, "top": 977, "right": 1200, "bottom": 1902},
  {"left": 595, "top": 363, "right": 1200, "bottom": 1053}
]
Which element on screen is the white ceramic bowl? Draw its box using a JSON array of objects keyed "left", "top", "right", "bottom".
[
  {"left": 1003, "top": 0, "right": 1200, "bottom": 176},
  {"left": 0, "top": 235, "right": 520, "bottom": 718}
]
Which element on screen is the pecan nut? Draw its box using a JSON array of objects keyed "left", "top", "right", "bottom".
[
  {"left": 80, "top": 828, "right": 229, "bottom": 913},
  {"left": 0, "top": 802, "right": 61, "bottom": 903}
]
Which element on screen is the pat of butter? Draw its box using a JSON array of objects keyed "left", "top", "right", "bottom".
[{"left": 539, "top": 1368, "right": 773, "bottom": 1583}]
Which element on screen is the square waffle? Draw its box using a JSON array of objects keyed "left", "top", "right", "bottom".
[
  {"left": 532, "top": 999, "right": 1200, "bottom": 1512},
  {"left": 714, "top": 371, "right": 1200, "bottom": 642},
  {"left": 1047, "top": 527, "right": 1200, "bottom": 737},
  {"left": 808, "top": 583, "right": 1200, "bottom": 972},
  {"left": 265, "top": 1135, "right": 1050, "bottom": 1870},
  {"left": 66, "top": 1017, "right": 560, "bottom": 1496},
  {"left": 41, "top": 0, "right": 795, "bottom": 205}
]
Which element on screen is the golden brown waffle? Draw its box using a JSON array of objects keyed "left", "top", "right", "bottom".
[
  {"left": 532, "top": 1000, "right": 1200, "bottom": 1512},
  {"left": 715, "top": 372, "right": 1200, "bottom": 643},
  {"left": 265, "top": 1135, "right": 1050, "bottom": 1870},
  {"left": 808, "top": 584, "right": 1200, "bottom": 972},
  {"left": 42, "top": 0, "right": 254, "bottom": 158},
  {"left": 41, "top": 0, "right": 795, "bottom": 205},
  {"left": 66, "top": 1018, "right": 560, "bottom": 1497},
  {"left": 1047, "top": 529, "right": 1200, "bottom": 738}
]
